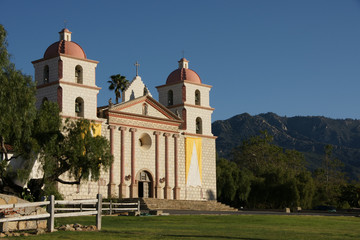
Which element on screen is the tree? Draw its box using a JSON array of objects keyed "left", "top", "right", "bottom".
[
  {"left": 217, "top": 158, "right": 252, "bottom": 207},
  {"left": 231, "top": 131, "right": 314, "bottom": 209},
  {"left": 339, "top": 184, "right": 360, "bottom": 208},
  {"left": 313, "top": 145, "right": 346, "bottom": 206},
  {"left": 0, "top": 25, "right": 36, "bottom": 167},
  {"left": 27, "top": 101, "right": 113, "bottom": 199},
  {"left": 107, "top": 74, "right": 129, "bottom": 104}
]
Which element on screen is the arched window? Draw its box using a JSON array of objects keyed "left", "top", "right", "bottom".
[
  {"left": 142, "top": 103, "right": 148, "bottom": 115},
  {"left": 43, "top": 65, "right": 49, "bottom": 84},
  {"left": 75, "top": 65, "right": 83, "bottom": 84},
  {"left": 168, "top": 90, "right": 173, "bottom": 106},
  {"left": 41, "top": 97, "right": 48, "bottom": 105},
  {"left": 143, "top": 87, "right": 148, "bottom": 96},
  {"left": 195, "top": 90, "right": 201, "bottom": 105},
  {"left": 75, "top": 97, "right": 84, "bottom": 117},
  {"left": 196, "top": 117, "right": 202, "bottom": 134}
]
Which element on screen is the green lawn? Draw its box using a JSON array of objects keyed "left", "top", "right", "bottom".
[{"left": 13, "top": 214, "right": 360, "bottom": 240}]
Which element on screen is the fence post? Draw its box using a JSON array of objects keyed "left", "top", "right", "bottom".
[
  {"left": 109, "top": 200, "right": 112, "bottom": 215},
  {"left": 47, "top": 195, "right": 55, "bottom": 232},
  {"left": 137, "top": 200, "right": 140, "bottom": 213},
  {"left": 96, "top": 194, "right": 102, "bottom": 231},
  {"left": 80, "top": 203, "right": 83, "bottom": 212}
]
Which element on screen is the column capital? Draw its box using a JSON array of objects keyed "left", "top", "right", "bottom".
[
  {"left": 173, "top": 134, "right": 180, "bottom": 139},
  {"left": 153, "top": 131, "right": 161, "bottom": 136},
  {"left": 129, "top": 128, "right": 137, "bottom": 132},
  {"left": 109, "top": 125, "right": 116, "bottom": 130},
  {"left": 163, "top": 133, "right": 171, "bottom": 137},
  {"left": 119, "top": 126, "right": 127, "bottom": 131}
]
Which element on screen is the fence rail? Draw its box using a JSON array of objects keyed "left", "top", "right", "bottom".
[
  {"left": 0, "top": 195, "right": 140, "bottom": 232},
  {"left": 0, "top": 194, "right": 102, "bottom": 232}
]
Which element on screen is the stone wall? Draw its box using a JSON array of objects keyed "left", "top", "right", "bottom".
[{"left": 0, "top": 194, "right": 47, "bottom": 232}]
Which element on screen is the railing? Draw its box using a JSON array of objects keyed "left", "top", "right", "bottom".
[
  {"left": 53, "top": 200, "right": 140, "bottom": 215},
  {"left": 102, "top": 201, "right": 140, "bottom": 215},
  {"left": 0, "top": 194, "right": 103, "bottom": 232}
]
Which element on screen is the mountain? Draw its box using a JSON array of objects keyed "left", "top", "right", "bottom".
[{"left": 212, "top": 112, "right": 360, "bottom": 180}]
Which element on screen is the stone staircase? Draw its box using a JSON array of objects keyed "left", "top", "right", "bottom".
[{"left": 120, "top": 198, "right": 238, "bottom": 212}]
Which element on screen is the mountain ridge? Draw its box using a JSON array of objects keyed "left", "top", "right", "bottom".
[{"left": 212, "top": 112, "right": 360, "bottom": 180}]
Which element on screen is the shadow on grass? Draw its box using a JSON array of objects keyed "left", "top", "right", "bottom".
[
  {"left": 164, "top": 235, "right": 264, "bottom": 240},
  {"left": 100, "top": 231, "right": 264, "bottom": 240}
]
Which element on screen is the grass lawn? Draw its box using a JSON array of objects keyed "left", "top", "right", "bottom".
[{"left": 12, "top": 214, "right": 360, "bottom": 240}]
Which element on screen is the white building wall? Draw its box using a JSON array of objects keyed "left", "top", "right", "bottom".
[
  {"left": 157, "top": 84, "right": 183, "bottom": 107},
  {"left": 35, "top": 85, "right": 59, "bottom": 108},
  {"left": 60, "top": 84, "right": 99, "bottom": 119},
  {"left": 185, "top": 106, "right": 213, "bottom": 136},
  {"left": 33, "top": 57, "right": 59, "bottom": 86},
  {"left": 60, "top": 56, "right": 97, "bottom": 86},
  {"left": 184, "top": 83, "right": 211, "bottom": 108}
]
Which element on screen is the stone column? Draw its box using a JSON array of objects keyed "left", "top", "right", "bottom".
[
  {"left": 153, "top": 131, "right": 162, "bottom": 198},
  {"left": 129, "top": 128, "right": 138, "bottom": 198},
  {"left": 164, "top": 133, "right": 172, "bottom": 199},
  {"left": 173, "top": 134, "right": 180, "bottom": 199},
  {"left": 108, "top": 125, "right": 116, "bottom": 198},
  {"left": 119, "top": 126, "right": 127, "bottom": 198}
]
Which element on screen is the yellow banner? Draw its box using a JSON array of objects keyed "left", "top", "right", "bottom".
[
  {"left": 185, "top": 137, "right": 202, "bottom": 186},
  {"left": 91, "top": 123, "right": 102, "bottom": 137}
]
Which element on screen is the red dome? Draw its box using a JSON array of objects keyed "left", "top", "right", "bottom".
[
  {"left": 44, "top": 40, "right": 87, "bottom": 59},
  {"left": 166, "top": 68, "right": 201, "bottom": 84}
]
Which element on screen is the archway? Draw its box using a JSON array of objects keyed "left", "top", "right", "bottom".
[{"left": 136, "top": 170, "right": 154, "bottom": 198}]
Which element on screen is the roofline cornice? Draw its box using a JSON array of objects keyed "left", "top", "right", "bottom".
[
  {"left": 182, "top": 132, "right": 217, "bottom": 139},
  {"left": 156, "top": 80, "right": 212, "bottom": 89},
  {"left": 32, "top": 54, "right": 99, "bottom": 64},
  {"left": 37, "top": 80, "right": 101, "bottom": 91},
  {"left": 167, "top": 103, "right": 214, "bottom": 111}
]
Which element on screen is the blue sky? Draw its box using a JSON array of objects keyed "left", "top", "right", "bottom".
[{"left": 2, "top": 0, "right": 360, "bottom": 121}]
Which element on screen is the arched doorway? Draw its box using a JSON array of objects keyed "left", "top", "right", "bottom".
[{"left": 137, "top": 170, "right": 153, "bottom": 198}]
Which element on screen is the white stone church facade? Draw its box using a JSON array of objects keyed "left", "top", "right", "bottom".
[{"left": 31, "top": 28, "right": 216, "bottom": 201}]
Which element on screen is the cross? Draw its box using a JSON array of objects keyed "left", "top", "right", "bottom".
[
  {"left": 64, "top": 20, "right": 67, "bottom": 29},
  {"left": 134, "top": 61, "right": 140, "bottom": 76}
]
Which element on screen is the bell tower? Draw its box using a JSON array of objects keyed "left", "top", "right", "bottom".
[
  {"left": 32, "top": 28, "right": 100, "bottom": 120},
  {"left": 156, "top": 58, "right": 214, "bottom": 136}
]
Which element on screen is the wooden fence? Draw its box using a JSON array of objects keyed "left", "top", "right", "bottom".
[{"left": 0, "top": 195, "right": 140, "bottom": 232}]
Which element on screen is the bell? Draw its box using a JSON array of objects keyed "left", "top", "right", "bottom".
[{"left": 75, "top": 103, "right": 80, "bottom": 113}]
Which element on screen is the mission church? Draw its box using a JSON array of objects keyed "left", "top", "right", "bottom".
[{"left": 31, "top": 28, "right": 216, "bottom": 201}]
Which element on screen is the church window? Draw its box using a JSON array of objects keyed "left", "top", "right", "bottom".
[
  {"left": 143, "top": 87, "right": 148, "bottom": 96},
  {"left": 75, "top": 97, "right": 84, "bottom": 117},
  {"left": 195, "top": 90, "right": 201, "bottom": 105},
  {"left": 43, "top": 65, "right": 49, "bottom": 84},
  {"left": 168, "top": 90, "right": 173, "bottom": 106},
  {"left": 75, "top": 65, "right": 83, "bottom": 84},
  {"left": 142, "top": 103, "right": 148, "bottom": 115},
  {"left": 42, "top": 97, "right": 48, "bottom": 105},
  {"left": 196, "top": 117, "right": 202, "bottom": 134}
]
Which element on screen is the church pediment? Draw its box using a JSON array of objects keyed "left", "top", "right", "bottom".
[{"left": 106, "top": 95, "right": 182, "bottom": 123}]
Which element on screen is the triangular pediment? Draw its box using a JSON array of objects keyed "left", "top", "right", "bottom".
[{"left": 107, "top": 95, "right": 181, "bottom": 122}]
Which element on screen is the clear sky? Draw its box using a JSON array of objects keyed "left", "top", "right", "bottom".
[{"left": 2, "top": 0, "right": 360, "bottom": 121}]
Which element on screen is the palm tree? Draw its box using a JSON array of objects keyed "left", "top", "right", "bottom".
[{"left": 107, "top": 74, "right": 129, "bottom": 104}]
